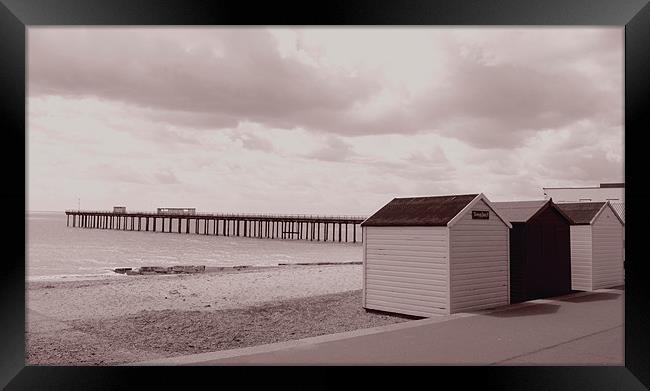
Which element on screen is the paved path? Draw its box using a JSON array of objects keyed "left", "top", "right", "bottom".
[{"left": 138, "top": 288, "right": 623, "bottom": 365}]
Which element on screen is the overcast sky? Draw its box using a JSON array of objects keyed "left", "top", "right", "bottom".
[{"left": 27, "top": 27, "right": 623, "bottom": 215}]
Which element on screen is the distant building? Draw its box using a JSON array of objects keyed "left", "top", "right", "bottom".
[
  {"left": 542, "top": 183, "right": 624, "bottom": 203},
  {"left": 113, "top": 206, "right": 127, "bottom": 214},
  {"left": 157, "top": 207, "right": 196, "bottom": 215},
  {"left": 543, "top": 183, "right": 624, "bottom": 222}
]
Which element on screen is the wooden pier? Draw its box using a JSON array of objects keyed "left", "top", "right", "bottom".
[{"left": 64, "top": 210, "right": 367, "bottom": 243}]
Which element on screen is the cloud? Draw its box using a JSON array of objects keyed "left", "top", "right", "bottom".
[
  {"left": 304, "top": 136, "right": 356, "bottom": 162},
  {"left": 27, "top": 28, "right": 624, "bottom": 212},
  {"left": 28, "top": 28, "right": 379, "bottom": 133},
  {"left": 154, "top": 169, "right": 181, "bottom": 185},
  {"left": 86, "top": 163, "right": 149, "bottom": 185},
  {"left": 29, "top": 28, "right": 622, "bottom": 150},
  {"left": 229, "top": 131, "right": 275, "bottom": 153}
]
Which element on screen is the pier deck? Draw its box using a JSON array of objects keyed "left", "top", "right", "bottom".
[{"left": 64, "top": 210, "right": 367, "bottom": 243}]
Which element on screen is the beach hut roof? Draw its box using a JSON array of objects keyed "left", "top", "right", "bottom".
[
  {"left": 556, "top": 202, "right": 604, "bottom": 224},
  {"left": 362, "top": 194, "right": 478, "bottom": 226},
  {"left": 492, "top": 200, "right": 550, "bottom": 223},
  {"left": 555, "top": 202, "right": 623, "bottom": 225},
  {"left": 361, "top": 193, "right": 512, "bottom": 228}
]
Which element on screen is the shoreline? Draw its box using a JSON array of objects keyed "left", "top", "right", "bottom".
[{"left": 26, "top": 261, "right": 363, "bottom": 283}]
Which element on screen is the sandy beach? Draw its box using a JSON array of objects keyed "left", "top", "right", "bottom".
[{"left": 26, "top": 264, "right": 411, "bottom": 365}]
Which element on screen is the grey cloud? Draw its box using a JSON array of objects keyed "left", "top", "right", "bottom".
[
  {"left": 412, "top": 48, "right": 621, "bottom": 148},
  {"left": 84, "top": 163, "right": 182, "bottom": 185},
  {"left": 304, "top": 136, "right": 356, "bottom": 162},
  {"left": 29, "top": 28, "right": 621, "bottom": 150},
  {"left": 230, "top": 132, "right": 275, "bottom": 153},
  {"left": 154, "top": 169, "right": 181, "bottom": 185},
  {"left": 540, "top": 147, "right": 623, "bottom": 183},
  {"left": 86, "top": 163, "right": 149, "bottom": 184},
  {"left": 29, "top": 28, "right": 380, "bottom": 132}
]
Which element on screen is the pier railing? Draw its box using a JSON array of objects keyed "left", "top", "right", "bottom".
[
  {"left": 64, "top": 210, "right": 367, "bottom": 221},
  {"left": 64, "top": 209, "right": 367, "bottom": 243}
]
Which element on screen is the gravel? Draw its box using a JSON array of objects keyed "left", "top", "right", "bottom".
[{"left": 26, "top": 290, "right": 413, "bottom": 365}]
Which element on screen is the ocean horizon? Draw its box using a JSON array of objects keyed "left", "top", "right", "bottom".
[{"left": 26, "top": 211, "right": 362, "bottom": 281}]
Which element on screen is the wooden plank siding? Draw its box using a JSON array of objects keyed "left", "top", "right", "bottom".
[
  {"left": 591, "top": 206, "right": 624, "bottom": 289},
  {"left": 449, "top": 199, "right": 509, "bottom": 313},
  {"left": 363, "top": 226, "right": 449, "bottom": 317},
  {"left": 569, "top": 225, "right": 593, "bottom": 291}
]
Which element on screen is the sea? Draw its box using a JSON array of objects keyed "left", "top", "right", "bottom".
[{"left": 27, "top": 211, "right": 363, "bottom": 281}]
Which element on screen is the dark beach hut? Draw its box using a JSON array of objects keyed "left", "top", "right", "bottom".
[{"left": 492, "top": 200, "right": 572, "bottom": 303}]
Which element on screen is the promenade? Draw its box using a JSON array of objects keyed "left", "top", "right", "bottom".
[{"left": 138, "top": 287, "right": 623, "bottom": 365}]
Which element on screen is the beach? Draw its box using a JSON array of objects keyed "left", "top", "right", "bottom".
[{"left": 26, "top": 264, "right": 411, "bottom": 365}]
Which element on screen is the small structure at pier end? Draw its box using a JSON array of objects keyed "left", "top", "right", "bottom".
[
  {"left": 113, "top": 206, "right": 126, "bottom": 213},
  {"left": 361, "top": 193, "right": 511, "bottom": 317},
  {"left": 492, "top": 200, "right": 573, "bottom": 303},
  {"left": 555, "top": 201, "right": 624, "bottom": 291}
]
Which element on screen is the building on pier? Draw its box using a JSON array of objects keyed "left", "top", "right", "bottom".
[
  {"left": 113, "top": 206, "right": 126, "bottom": 213},
  {"left": 157, "top": 207, "right": 196, "bottom": 215}
]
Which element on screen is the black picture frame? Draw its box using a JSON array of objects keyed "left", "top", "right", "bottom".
[{"left": 2, "top": 0, "right": 649, "bottom": 389}]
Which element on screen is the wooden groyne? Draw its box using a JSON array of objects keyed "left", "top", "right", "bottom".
[{"left": 64, "top": 210, "right": 367, "bottom": 243}]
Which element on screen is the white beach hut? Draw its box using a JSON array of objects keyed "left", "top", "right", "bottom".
[
  {"left": 556, "top": 202, "right": 625, "bottom": 291},
  {"left": 360, "top": 193, "right": 512, "bottom": 317}
]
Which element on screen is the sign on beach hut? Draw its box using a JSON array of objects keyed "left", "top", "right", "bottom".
[{"left": 360, "top": 193, "right": 512, "bottom": 317}]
